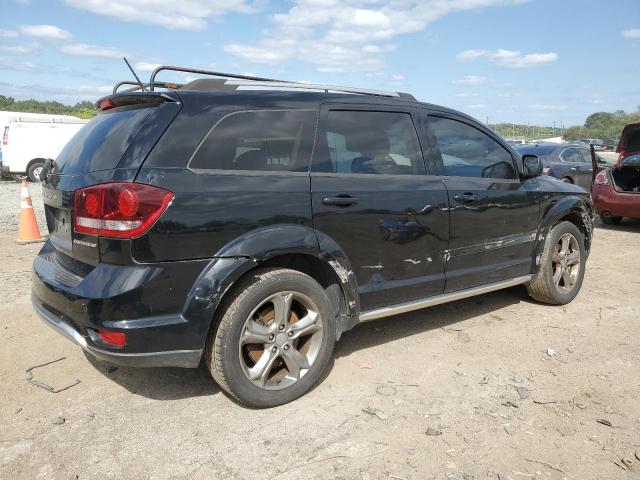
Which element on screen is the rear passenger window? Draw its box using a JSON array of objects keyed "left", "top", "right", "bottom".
[
  {"left": 429, "top": 116, "right": 517, "bottom": 179},
  {"left": 317, "top": 111, "right": 424, "bottom": 175},
  {"left": 190, "top": 110, "right": 316, "bottom": 172}
]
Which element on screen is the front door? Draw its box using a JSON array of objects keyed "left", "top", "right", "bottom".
[
  {"left": 311, "top": 106, "right": 449, "bottom": 311},
  {"left": 423, "top": 113, "right": 540, "bottom": 292}
]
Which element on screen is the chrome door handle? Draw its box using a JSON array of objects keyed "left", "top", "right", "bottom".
[
  {"left": 454, "top": 193, "right": 478, "bottom": 203},
  {"left": 322, "top": 196, "right": 358, "bottom": 207}
]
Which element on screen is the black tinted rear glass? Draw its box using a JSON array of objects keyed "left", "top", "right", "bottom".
[
  {"left": 55, "top": 106, "right": 155, "bottom": 174},
  {"left": 189, "top": 110, "right": 316, "bottom": 172}
]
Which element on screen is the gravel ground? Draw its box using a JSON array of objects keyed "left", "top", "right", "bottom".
[{"left": 1, "top": 180, "right": 639, "bottom": 480}]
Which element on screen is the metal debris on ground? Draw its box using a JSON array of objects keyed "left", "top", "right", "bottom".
[
  {"left": 25, "top": 357, "right": 81, "bottom": 393},
  {"left": 361, "top": 407, "right": 388, "bottom": 420},
  {"left": 596, "top": 418, "right": 613, "bottom": 427},
  {"left": 546, "top": 348, "right": 556, "bottom": 356},
  {"left": 425, "top": 427, "right": 442, "bottom": 436}
]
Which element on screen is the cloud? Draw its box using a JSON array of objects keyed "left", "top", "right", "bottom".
[
  {"left": 528, "top": 104, "right": 567, "bottom": 111},
  {"left": 452, "top": 75, "right": 492, "bottom": 86},
  {"left": 622, "top": 28, "right": 640, "bottom": 39},
  {"left": 134, "top": 62, "right": 162, "bottom": 72},
  {"left": 457, "top": 48, "right": 557, "bottom": 68},
  {"left": 0, "top": 81, "right": 112, "bottom": 103},
  {"left": 63, "top": 0, "right": 254, "bottom": 31},
  {"left": 0, "top": 29, "right": 18, "bottom": 38},
  {"left": 61, "top": 43, "right": 128, "bottom": 58},
  {"left": 0, "top": 42, "right": 40, "bottom": 54},
  {"left": 224, "top": 0, "right": 525, "bottom": 73},
  {"left": 455, "top": 92, "right": 479, "bottom": 97},
  {"left": 20, "top": 24, "right": 72, "bottom": 40}
]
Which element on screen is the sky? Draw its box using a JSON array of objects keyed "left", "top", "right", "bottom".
[{"left": 1, "top": 0, "right": 639, "bottom": 126}]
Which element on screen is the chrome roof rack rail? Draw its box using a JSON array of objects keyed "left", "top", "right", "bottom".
[{"left": 112, "top": 65, "right": 415, "bottom": 100}]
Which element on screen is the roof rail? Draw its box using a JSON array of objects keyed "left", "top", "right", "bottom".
[{"left": 112, "top": 64, "right": 415, "bottom": 100}]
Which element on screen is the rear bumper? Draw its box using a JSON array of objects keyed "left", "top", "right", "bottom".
[
  {"left": 593, "top": 185, "right": 640, "bottom": 218},
  {"left": 32, "top": 295, "right": 201, "bottom": 367},
  {"left": 31, "top": 241, "right": 210, "bottom": 367}
]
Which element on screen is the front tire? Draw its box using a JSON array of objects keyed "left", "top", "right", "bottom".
[
  {"left": 205, "top": 268, "right": 336, "bottom": 408},
  {"left": 526, "top": 221, "right": 586, "bottom": 305}
]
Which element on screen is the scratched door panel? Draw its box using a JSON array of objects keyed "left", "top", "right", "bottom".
[{"left": 312, "top": 173, "right": 449, "bottom": 310}]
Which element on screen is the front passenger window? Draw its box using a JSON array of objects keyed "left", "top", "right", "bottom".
[{"left": 429, "top": 116, "right": 516, "bottom": 179}]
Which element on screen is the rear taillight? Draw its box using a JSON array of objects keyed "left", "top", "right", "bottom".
[
  {"left": 2, "top": 126, "right": 8, "bottom": 145},
  {"left": 98, "top": 329, "right": 126, "bottom": 347},
  {"left": 594, "top": 170, "right": 610, "bottom": 186},
  {"left": 542, "top": 166, "right": 550, "bottom": 175},
  {"left": 73, "top": 182, "right": 173, "bottom": 238}
]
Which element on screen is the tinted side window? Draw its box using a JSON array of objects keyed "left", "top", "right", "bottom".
[
  {"left": 319, "top": 111, "right": 424, "bottom": 175},
  {"left": 190, "top": 110, "right": 316, "bottom": 172},
  {"left": 560, "top": 147, "right": 582, "bottom": 163},
  {"left": 429, "top": 116, "right": 517, "bottom": 179},
  {"left": 578, "top": 148, "right": 592, "bottom": 163}
]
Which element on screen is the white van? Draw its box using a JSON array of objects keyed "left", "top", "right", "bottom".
[{"left": 1, "top": 114, "right": 88, "bottom": 181}]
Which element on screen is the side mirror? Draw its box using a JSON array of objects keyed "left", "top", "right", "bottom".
[
  {"left": 597, "top": 157, "right": 607, "bottom": 164},
  {"left": 521, "top": 154, "right": 543, "bottom": 178}
]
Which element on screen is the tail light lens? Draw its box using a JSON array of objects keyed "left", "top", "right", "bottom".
[
  {"left": 542, "top": 166, "right": 550, "bottom": 175},
  {"left": 74, "top": 183, "right": 173, "bottom": 238},
  {"left": 594, "top": 170, "right": 609, "bottom": 185},
  {"left": 98, "top": 329, "right": 126, "bottom": 347},
  {"left": 2, "top": 126, "right": 8, "bottom": 145}
]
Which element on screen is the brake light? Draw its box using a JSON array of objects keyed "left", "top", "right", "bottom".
[
  {"left": 98, "top": 329, "right": 126, "bottom": 347},
  {"left": 97, "top": 98, "right": 117, "bottom": 111},
  {"left": 74, "top": 183, "right": 173, "bottom": 238},
  {"left": 2, "top": 126, "right": 8, "bottom": 145},
  {"left": 594, "top": 170, "right": 609, "bottom": 185},
  {"left": 542, "top": 166, "right": 550, "bottom": 175}
]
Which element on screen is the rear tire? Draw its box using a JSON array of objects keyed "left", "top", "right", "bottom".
[
  {"left": 27, "top": 162, "right": 44, "bottom": 183},
  {"left": 526, "top": 221, "right": 586, "bottom": 305},
  {"left": 600, "top": 214, "right": 622, "bottom": 225},
  {"left": 561, "top": 177, "right": 572, "bottom": 183},
  {"left": 205, "top": 268, "right": 336, "bottom": 408}
]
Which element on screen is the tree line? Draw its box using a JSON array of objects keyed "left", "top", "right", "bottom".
[
  {"left": 0, "top": 95, "right": 97, "bottom": 119},
  {"left": 2, "top": 94, "right": 639, "bottom": 142}
]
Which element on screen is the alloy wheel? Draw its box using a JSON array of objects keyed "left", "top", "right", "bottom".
[
  {"left": 551, "top": 233, "right": 581, "bottom": 293},
  {"left": 239, "top": 291, "right": 323, "bottom": 390}
]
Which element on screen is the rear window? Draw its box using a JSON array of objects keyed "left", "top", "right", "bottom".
[
  {"left": 189, "top": 109, "right": 316, "bottom": 172},
  {"left": 55, "top": 106, "right": 156, "bottom": 174}
]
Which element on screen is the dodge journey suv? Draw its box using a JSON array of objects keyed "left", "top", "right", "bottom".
[{"left": 32, "top": 66, "right": 593, "bottom": 407}]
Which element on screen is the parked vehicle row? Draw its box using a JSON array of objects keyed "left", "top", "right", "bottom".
[
  {"left": 1, "top": 114, "right": 87, "bottom": 182},
  {"left": 592, "top": 123, "right": 640, "bottom": 224},
  {"left": 514, "top": 142, "right": 608, "bottom": 190},
  {"left": 31, "top": 67, "right": 594, "bottom": 407}
]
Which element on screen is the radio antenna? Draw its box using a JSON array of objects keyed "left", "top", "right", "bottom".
[{"left": 123, "top": 57, "right": 145, "bottom": 91}]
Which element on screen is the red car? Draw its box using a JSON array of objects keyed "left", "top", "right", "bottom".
[{"left": 592, "top": 123, "right": 640, "bottom": 225}]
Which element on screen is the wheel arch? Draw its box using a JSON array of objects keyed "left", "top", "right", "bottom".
[
  {"left": 183, "top": 224, "right": 360, "bottom": 350},
  {"left": 537, "top": 195, "right": 594, "bottom": 261}
]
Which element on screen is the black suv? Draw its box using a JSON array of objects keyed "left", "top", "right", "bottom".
[{"left": 32, "top": 67, "right": 593, "bottom": 407}]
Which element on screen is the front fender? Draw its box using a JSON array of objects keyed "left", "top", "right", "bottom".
[{"left": 535, "top": 193, "right": 594, "bottom": 261}]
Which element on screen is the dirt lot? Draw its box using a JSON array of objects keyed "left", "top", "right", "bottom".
[{"left": 1, "top": 180, "right": 639, "bottom": 480}]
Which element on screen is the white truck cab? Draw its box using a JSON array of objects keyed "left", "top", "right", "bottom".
[{"left": 1, "top": 113, "right": 88, "bottom": 181}]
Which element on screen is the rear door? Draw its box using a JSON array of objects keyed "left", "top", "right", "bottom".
[
  {"left": 311, "top": 105, "right": 449, "bottom": 311},
  {"left": 422, "top": 112, "right": 539, "bottom": 292}
]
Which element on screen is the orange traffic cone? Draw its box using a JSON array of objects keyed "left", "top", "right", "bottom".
[{"left": 16, "top": 178, "right": 46, "bottom": 244}]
